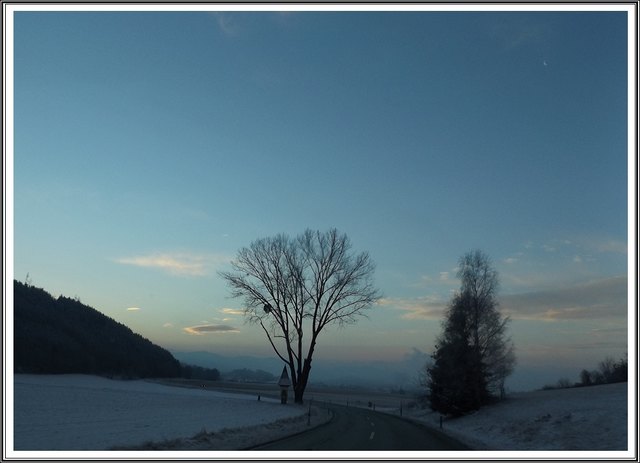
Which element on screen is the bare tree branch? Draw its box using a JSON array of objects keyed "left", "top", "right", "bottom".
[{"left": 219, "top": 228, "right": 381, "bottom": 404}]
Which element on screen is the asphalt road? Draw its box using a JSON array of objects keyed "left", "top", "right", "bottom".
[{"left": 253, "top": 403, "right": 469, "bottom": 451}]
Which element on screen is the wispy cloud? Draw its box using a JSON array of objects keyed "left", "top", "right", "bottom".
[
  {"left": 500, "top": 237, "right": 625, "bottom": 289},
  {"left": 590, "top": 327, "right": 627, "bottom": 337},
  {"left": 211, "top": 12, "right": 238, "bottom": 36},
  {"left": 220, "top": 308, "right": 244, "bottom": 315},
  {"left": 541, "top": 236, "right": 627, "bottom": 256},
  {"left": 126, "top": 307, "right": 141, "bottom": 311},
  {"left": 114, "top": 252, "right": 228, "bottom": 276},
  {"left": 541, "top": 244, "right": 556, "bottom": 253},
  {"left": 378, "top": 296, "right": 448, "bottom": 320},
  {"left": 184, "top": 324, "right": 240, "bottom": 335},
  {"left": 209, "top": 11, "right": 296, "bottom": 37},
  {"left": 587, "top": 238, "right": 627, "bottom": 255},
  {"left": 489, "top": 17, "right": 550, "bottom": 52},
  {"left": 382, "top": 275, "right": 628, "bottom": 324},
  {"left": 408, "top": 270, "right": 458, "bottom": 289},
  {"left": 499, "top": 276, "right": 628, "bottom": 321}
]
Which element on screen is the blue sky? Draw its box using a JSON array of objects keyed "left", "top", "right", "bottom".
[{"left": 9, "top": 7, "right": 632, "bottom": 390}]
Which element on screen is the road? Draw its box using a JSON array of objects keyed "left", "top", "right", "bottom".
[{"left": 253, "top": 403, "right": 469, "bottom": 451}]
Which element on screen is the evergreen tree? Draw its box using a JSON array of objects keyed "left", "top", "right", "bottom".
[{"left": 426, "top": 251, "right": 515, "bottom": 415}]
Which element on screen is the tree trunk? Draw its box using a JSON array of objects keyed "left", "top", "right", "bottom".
[{"left": 293, "top": 358, "right": 312, "bottom": 404}]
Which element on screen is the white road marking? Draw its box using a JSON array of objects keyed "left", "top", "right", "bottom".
[
  {"left": 369, "top": 431, "right": 375, "bottom": 440},
  {"left": 371, "top": 422, "right": 375, "bottom": 427}
]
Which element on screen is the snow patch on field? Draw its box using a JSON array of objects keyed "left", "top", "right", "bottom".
[
  {"left": 13, "top": 374, "right": 309, "bottom": 450},
  {"left": 401, "top": 382, "right": 629, "bottom": 451}
]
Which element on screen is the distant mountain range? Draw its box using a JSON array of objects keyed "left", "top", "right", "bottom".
[
  {"left": 172, "top": 351, "right": 283, "bottom": 375},
  {"left": 172, "top": 349, "right": 429, "bottom": 392}
]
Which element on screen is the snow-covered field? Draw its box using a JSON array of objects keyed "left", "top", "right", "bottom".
[
  {"left": 397, "top": 382, "right": 630, "bottom": 452},
  {"left": 11, "top": 374, "right": 633, "bottom": 456},
  {"left": 12, "top": 374, "right": 316, "bottom": 450}
]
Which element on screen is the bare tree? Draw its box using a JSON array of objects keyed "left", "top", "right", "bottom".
[{"left": 219, "top": 229, "right": 381, "bottom": 403}]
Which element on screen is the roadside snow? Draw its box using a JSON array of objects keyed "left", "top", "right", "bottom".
[
  {"left": 13, "top": 374, "right": 310, "bottom": 450},
  {"left": 400, "top": 382, "right": 629, "bottom": 451}
]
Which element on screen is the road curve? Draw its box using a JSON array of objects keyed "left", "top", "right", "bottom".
[{"left": 252, "top": 403, "right": 469, "bottom": 451}]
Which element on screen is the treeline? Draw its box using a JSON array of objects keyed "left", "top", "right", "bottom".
[
  {"left": 543, "top": 355, "right": 628, "bottom": 390},
  {"left": 14, "top": 280, "right": 218, "bottom": 380},
  {"left": 180, "top": 363, "right": 221, "bottom": 381},
  {"left": 223, "top": 368, "right": 276, "bottom": 383}
]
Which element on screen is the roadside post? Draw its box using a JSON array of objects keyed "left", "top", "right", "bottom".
[{"left": 278, "top": 367, "right": 291, "bottom": 405}]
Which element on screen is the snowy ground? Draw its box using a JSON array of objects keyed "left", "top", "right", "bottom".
[
  {"left": 13, "top": 374, "right": 323, "bottom": 451},
  {"left": 11, "top": 374, "right": 633, "bottom": 456},
  {"left": 391, "top": 382, "right": 630, "bottom": 452}
]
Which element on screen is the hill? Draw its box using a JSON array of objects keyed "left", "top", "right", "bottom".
[{"left": 13, "top": 280, "right": 182, "bottom": 378}]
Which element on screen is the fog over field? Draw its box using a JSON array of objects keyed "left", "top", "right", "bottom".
[{"left": 172, "top": 350, "right": 587, "bottom": 393}]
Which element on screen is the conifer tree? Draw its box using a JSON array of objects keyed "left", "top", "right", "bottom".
[{"left": 427, "top": 250, "right": 515, "bottom": 415}]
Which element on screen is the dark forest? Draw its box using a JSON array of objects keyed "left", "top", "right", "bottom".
[{"left": 14, "top": 280, "right": 218, "bottom": 380}]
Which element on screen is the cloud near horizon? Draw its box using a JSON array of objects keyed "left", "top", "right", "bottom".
[
  {"left": 183, "top": 324, "right": 240, "bottom": 335},
  {"left": 499, "top": 275, "right": 628, "bottom": 321},
  {"left": 114, "top": 252, "right": 228, "bottom": 276},
  {"left": 382, "top": 275, "right": 628, "bottom": 323},
  {"left": 378, "top": 296, "right": 448, "bottom": 320},
  {"left": 220, "top": 308, "right": 245, "bottom": 315}
]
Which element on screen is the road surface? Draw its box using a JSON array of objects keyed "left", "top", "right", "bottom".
[{"left": 253, "top": 403, "right": 469, "bottom": 451}]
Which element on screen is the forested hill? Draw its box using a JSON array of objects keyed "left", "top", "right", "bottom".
[{"left": 13, "top": 280, "right": 182, "bottom": 378}]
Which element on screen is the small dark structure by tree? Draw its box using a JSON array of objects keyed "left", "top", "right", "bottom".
[
  {"left": 220, "top": 228, "right": 380, "bottom": 404},
  {"left": 426, "top": 250, "right": 515, "bottom": 416}
]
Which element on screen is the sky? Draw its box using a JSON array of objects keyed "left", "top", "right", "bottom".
[{"left": 7, "top": 6, "right": 634, "bottom": 391}]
